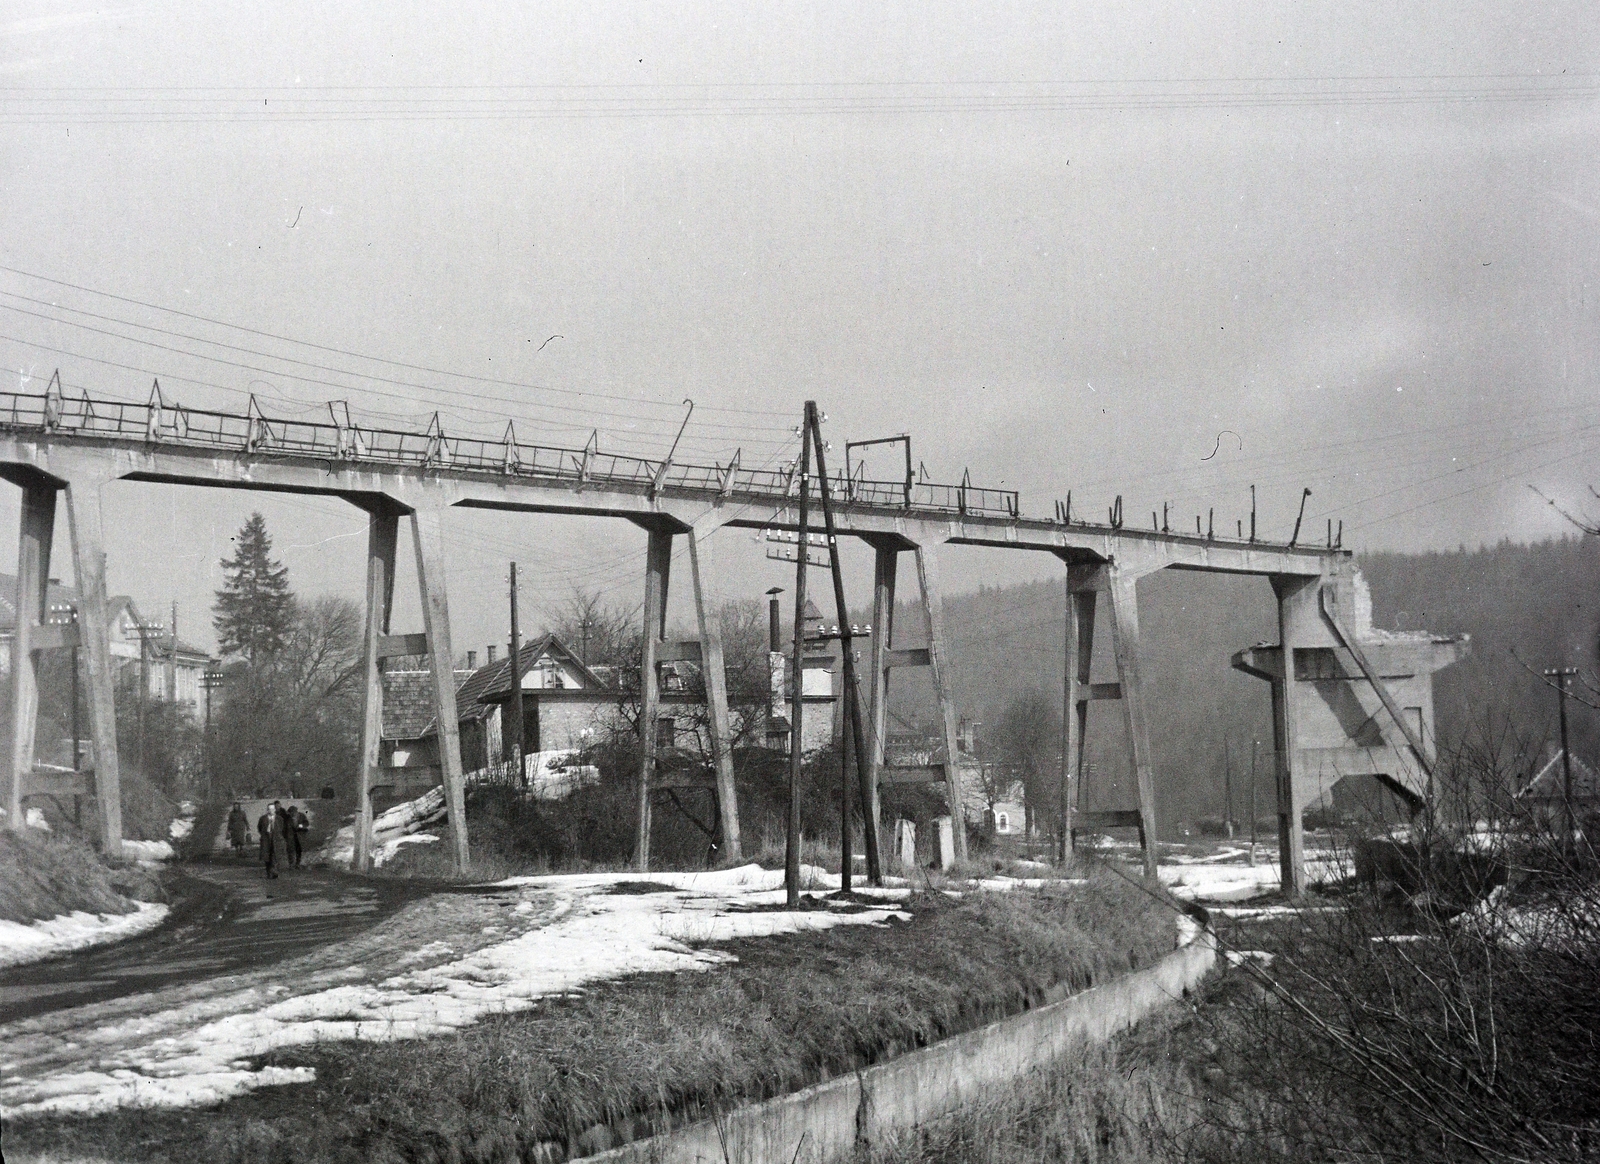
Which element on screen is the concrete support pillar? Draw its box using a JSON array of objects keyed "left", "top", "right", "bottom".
[
  {"left": 411, "top": 509, "right": 468, "bottom": 871},
  {"left": 5, "top": 482, "right": 55, "bottom": 833},
  {"left": 1271, "top": 574, "right": 1319, "bottom": 896},
  {"left": 914, "top": 543, "right": 968, "bottom": 862},
  {"left": 635, "top": 528, "right": 672, "bottom": 872},
  {"left": 935, "top": 815, "right": 955, "bottom": 870},
  {"left": 864, "top": 544, "right": 897, "bottom": 866},
  {"left": 1057, "top": 567, "right": 1098, "bottom": 863},
  {"left": 353, "top": 509, "right": 399, "bottom": 873},
  {"left": 894, "top": 818, "right": 917, "bottom": 869},
  {"left": 1106, "top": 567, "right": 1159, "bottom": 881},
  {"left": 686, "top": 521, "right": 742, "bottom": 862},
  {"left": 64, "top": 478, "right": 122, "bottom": 858}
]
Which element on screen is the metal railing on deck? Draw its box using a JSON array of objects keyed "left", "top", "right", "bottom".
[{"left": 4, "top": 383, "right": 1027, "bottom": 520}]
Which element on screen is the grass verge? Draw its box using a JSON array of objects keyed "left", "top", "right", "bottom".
[
  {"left": 8, "top": 873, "right": 1171, "bottom": 1164},
  {"left": 0, "top": 828, "right": 163, "bottom": 924}
]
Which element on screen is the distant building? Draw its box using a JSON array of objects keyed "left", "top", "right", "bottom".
[
  {"left": 1516, "top": 749, "right": 1600, "bottom": 826},
  {"left": 766, "top": 598, "right": 843, "bottom": 754},
  {"left": 376, "top": 633, "right": 706, "bottom": 797},
  {"left": 0, "top": 573, "right": 215, "bottom": 708}
]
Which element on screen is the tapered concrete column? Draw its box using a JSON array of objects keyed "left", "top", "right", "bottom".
[
  {"left": 411, "top": 509, "right": 468, "bottom": 871},
  {"left": 1058, "top": 566, "right": 1099, "bottom": 863},
  {"left": 5, "top": 482, "right": 56, "bottom": 833},
  {"left": 1106, "top": 567, "right": 1159, "bottom": 881},
  {"left": 64, "top": 478, "right": 122, "bottom": 858},
  {"left": 914, "top": 543, "right": 968, "bottom": 862},
  {"left": 865, "top": 544, "right": 897, "bottom": 864},
  {"left": 353, "top": 510, "right": 399, "bottom": 873},
  {"left": 635, "top": 528, "right": 672, "bottom": 872},
  {"left": 686, "top": 521, "right": 742, "bottom": 862},
  {"left": 1271, "top": 574, "right": 1320, "bottom": 895}
]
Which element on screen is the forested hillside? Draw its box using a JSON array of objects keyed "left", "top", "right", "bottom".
[{"left": 880, "top": 536, "right": 1600, "bottom": 832}]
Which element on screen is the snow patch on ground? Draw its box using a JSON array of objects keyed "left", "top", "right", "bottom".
[
  {"left": 1453, "top": 885, "right": 1600, "bottom": 950},
  {"left": 1, "top": 864, "right": 909, "bottom": 1118},
  {"left": 120, "top": 839, "right": 174, "bottom": 863},
  {"left": 1159, "top": 852, "right": 1348, "bottom": 902},
  {"left": 0, "top": 902, "right": 169, "bottom": 970},
  {"left": 372, "top": 833, "right": 438, "bottom": 868}
]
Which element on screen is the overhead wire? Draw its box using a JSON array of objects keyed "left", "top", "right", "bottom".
[
  {"left": 0, "top": 264, "right": 793, "bottom": 422},
  {"left": 0, "top": 302, "right": 796, "bottom": 452},
  {"left": 2, "top": 74, "right": 1595, "bottom": 124},
  {"left": 0, "top": 334, "right": 782, "bottom": 461}
]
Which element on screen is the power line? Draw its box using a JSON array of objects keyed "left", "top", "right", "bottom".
[
  {"left": 0, "top": 298, "right": 795, "bottom": 444},
  {"left": 2, "top": 76, "right": 1594, "bottom": 124},
  {"left": 0, "top": 264, "right": 794, "bottom": 422},
  {"left": 0, "top": 336, "right": 786, "bottom": 460}
]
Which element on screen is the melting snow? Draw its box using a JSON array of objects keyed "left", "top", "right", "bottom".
[
  {"left": 120, "top": 839, "right": 175, "bottom": 864},
  {"left": 1, "top": 864, "right": 909, "bottom": 1118},
  {"left": 0, "top": 902, "right": 170, "bottom": 970},
  {"left": 1159, "top": 852, "right": 1349, "bottom": 902}
]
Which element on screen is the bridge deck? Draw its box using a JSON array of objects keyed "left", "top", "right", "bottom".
[{"left": 0, "top": 388, "right": 1345, "bottom": 577}]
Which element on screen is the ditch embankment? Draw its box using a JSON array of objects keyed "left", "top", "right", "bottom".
[{"left": 4, "top": 870, "right": 1175, "bottom": 1164}]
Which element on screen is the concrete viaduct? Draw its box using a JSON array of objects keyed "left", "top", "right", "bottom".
[{"left": 0, "top": 382, "right": 1441, "bottom": 893}]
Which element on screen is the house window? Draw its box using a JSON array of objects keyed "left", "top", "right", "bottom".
[
  {"left": 656, "top": 717, "right": 676, "bottom": 749},
  {"left": 996, "top": 812, "right": 1010, "bottom": 833}
]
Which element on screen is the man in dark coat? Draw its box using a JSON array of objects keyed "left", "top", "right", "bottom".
[
  {"left": 227, "top": 802, "right": 249, "bottom": 856},
  {"left": 258, "top": 800, "right": 280, "bottom": 878},
  {"left": 283, "top": 803, "right": 304, "bottom": 869}
]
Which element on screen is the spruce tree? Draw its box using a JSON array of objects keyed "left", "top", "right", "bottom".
[{"left": 214, "top": 512, "right": 295, "bottom": 662}]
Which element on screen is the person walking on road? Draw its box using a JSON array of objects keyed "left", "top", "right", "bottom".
[
  {"left": 258, "top": 800, "right": 280, "bottom": 879},
  {"left": 283, "top": 803, "right": 305, "bottom": 869},
  {"left": 227, "top": 802, "right": 249, "bottom": 857}
]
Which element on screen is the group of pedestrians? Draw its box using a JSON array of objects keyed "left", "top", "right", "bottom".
[{"left": 226, "top": 800, "right": 309, "bottom": 878}]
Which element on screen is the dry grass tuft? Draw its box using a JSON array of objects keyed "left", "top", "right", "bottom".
[{"left": 0, "top": 828, "right": 162, "bottom": 924}]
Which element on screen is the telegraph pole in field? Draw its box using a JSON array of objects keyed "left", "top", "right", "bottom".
[
  {"left": 167, "top": 601, "right": 179, "bottom": 703},
  {"left": 1545, "top": 667, "right": 1579, "bottom": 853},
  {"left": 786, "top": 407, "right": 813, "bottom": 907},
  {"left": 509, "top": 562, "right": 526, "bottom": 786},
  {"left": 1223, "top": 738, "right": 1234, "bottom": 838}
]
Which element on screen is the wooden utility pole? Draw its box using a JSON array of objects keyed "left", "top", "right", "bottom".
[
  {"left": 167, "top": 601, "right": 178, "bottom": 703},
  {"left": 1545, "top": 667, "right": 1579, "bottom": 853},
  {"left": 508, "top": 562, "right": 525, "bottom": 784},
  {"left": 786, "top": 404, "right": 814, "bottom": 907},
  {"left": 807, "top": 406, "right": 880, "bottom": 887},
  {"left": 1223, "top": 738, "right": 1234, "bottom": 838},
  {"left": 1248, "top": 739, "right": 1259, "bottom": 866}
]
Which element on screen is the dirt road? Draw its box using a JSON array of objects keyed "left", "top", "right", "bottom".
[{"left": 0, "top": 858, "right": 496, "bottom": 1023}]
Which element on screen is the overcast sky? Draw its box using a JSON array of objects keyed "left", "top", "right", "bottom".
[{"left": 1, "top": 2, "right": 1596, "bottom": 654}]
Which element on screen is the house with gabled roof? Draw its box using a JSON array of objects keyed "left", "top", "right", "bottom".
[
  {"left": 0, "top": 573, "right": 215, "bottom": 708},
  {"left": 375, "top": 634, "right": 708, "bottom": 797},
  {"left": 1516, "top": 748, "right": 1600, "bottom": 827}
]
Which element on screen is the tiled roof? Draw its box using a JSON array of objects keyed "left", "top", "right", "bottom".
[
  {"left": 456, "top": 634, "right": 609, "bottom": 713},
  {"left": 381, "top": 670, "right": 438, "bottom": 740},
  {"left": 382, "top": 668, "right": 479, "bottom": 740},
  {"left": 385, "top": 635, "right": 606, "bottom": 741}
]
